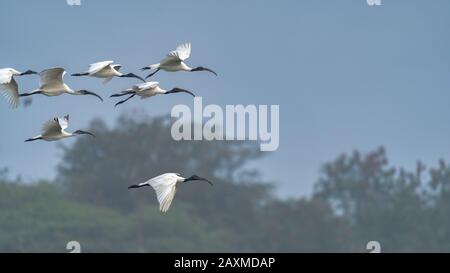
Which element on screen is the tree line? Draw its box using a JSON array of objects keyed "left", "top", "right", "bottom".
[{"left": 0, "top": 113, "right": 449, "bottom": 252}]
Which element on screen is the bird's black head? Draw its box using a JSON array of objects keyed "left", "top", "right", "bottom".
[
  {"left": 73, "top": 130, "right": 95, "bottom": 137},
  {"left": 20, "top": 70, "right": 38, "bottom": 76},
  {"left": 77, "top": 90, "right": 104, "bottom": 101},
  {"left": 191, "top": 66, "right": 218, "bottom": 76},
  {"left": 183, "top": 175, "right": 213, "bottom": 186},
  {"left": 120, "top": 73, "right": 146, "bottom": 83}
]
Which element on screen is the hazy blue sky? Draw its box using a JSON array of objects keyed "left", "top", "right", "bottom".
[{"left": 1, "top": 0, "right": 449, "bottom": 197}]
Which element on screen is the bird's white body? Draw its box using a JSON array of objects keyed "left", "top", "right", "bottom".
[
  {"left": 74, "top": 61, "right": 145, "bottom": 84},
  {"left": 26, "top": 115, "right": 94, "bottom": 142},
  {"left": 36, "top": 68, "right": 75, "bottom": 96},
  {"left": 135, "top": 173, "right": 185, "bottom": 212},
  {"left": 0, "top": 68, "right": 22, "bottom": 108},
  {"left": 157, "top": 61, "right": 191, "bottom": 72},
  {"left": 85, "top": 61, "right": 123, "bottom": 84},
  {"left": 128, "top": 81, "right": 166, "bottom": 99},
  {"left": 33, "top": 116, "right": 72, "bottom": 141},
  {"left": 20, "top": 67, "right": 103, "bottom": 101},
  {"left": 111, "top": 81, "right": 195, "bottom": 106},
  {"left": 147, "top": 43, "right": 193, "bottom": 72}
]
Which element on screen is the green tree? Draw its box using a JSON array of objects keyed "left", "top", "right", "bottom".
[{"left": 314, "top": 147, "right": 432, "bottom": 252}]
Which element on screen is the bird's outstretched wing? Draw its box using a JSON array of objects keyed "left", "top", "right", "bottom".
[
  {"left": 135, "top": 81, "right": 159, "bottom": 90},
  {"left": 0, "top": 77, "right": 19, "bottom": 108},
  {"left": 147, "top": 174, "right": 178, "bottom": 212},
  {"left": 0, "top": 69, "right": 13, "bottom": 85},
  {"left": 160, "top": 43, "right": 192, "bottom": 65},
  {"left": 57, "top": 115, "right": 69, "bottom": 130},
  {"left": 88, "top": 61, "right": 114, "bottom": 75},
  {"left": 39, "top": 68, "right": 66, "bottom": 89},
  {"left": 160, "top": 187, "right": 176, "bottom": 213},
  {"left": 41, "top": 117, "right": 63, "bottom": 136},
  {"left": 170, "top": 43, "right": 192, "bottom": 61}
]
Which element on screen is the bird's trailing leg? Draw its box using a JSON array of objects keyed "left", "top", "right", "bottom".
[
  {"left": 145, "top": 68, "right": 160, "bottom": 79},
  {"left": 19, "top": 91, "right": 43, "bottom": 97},
  {"left": 24, "top": 136, "right": 43, "bottom": 142},
  {"left": 110, "top": 91, "right": 135, "bottom": 98},
  {"left": 128, "top": 182, "right": 150, "bottom": 189},
  {"left": 71, "top": 72, "right": 89, "bottom": 77},
  {"left": 114, "top": 94, "right": 136, "bottom": 107}
]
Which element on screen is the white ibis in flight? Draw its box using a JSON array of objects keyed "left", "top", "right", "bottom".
[
  {"left": 128, "top": 173, "right": 213, "bottom": 213},
  {"left": 25, "top": 115, "right": 95, "bottom": 142},
  {"left": 71, "top": 61, "right": 145, "bottom": 84},
  {"left": 0, "top": 68, "right": 38, "bottom": 108},
  {"left": 110, "top": 81, "right": 195, "bottom": 107},
  {"left": 19, "top": 67, "right": 103, "bottom": 101},
  {"left": 141, "top": 43, "right": 217, "bottom": 79}
]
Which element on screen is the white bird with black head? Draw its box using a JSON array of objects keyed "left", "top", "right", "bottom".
[
  {"left": 25, "top": 115, "right": 95, "bottom": 142},
  {"left": 110, "top": 81, "right": 195, "bottom": 107},
  {"left": 0, "top": 68, "right": 38, "bottom": 108},
  {"left": 141, "top": 43, "right": 218, "bottom": 79},
  {"left": 128, "top": 173, "right": 213, "bottom": 213},
  {"left": 19, "top": 67, "right": 103, "bottom": 101},
  {"left": 71, "top": 61, "right": 145, "bottom": 84}
]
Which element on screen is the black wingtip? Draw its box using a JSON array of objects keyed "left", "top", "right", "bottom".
[{"left": 140, "top": 67, "right": 150, "bottom": 71}]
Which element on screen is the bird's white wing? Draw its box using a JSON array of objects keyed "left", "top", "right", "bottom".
[
  {"left": 0, "top": 69, "right": 13, "bottom": 84},
  {"left": 169, "top": 43, "right": 192, "bottom": 61},
  {"left": 160, "top": 43, "right": 192, "bottom": 64},
  {"left": 41, "top": 117, "right": 63, "bottom": 135},
  {"left": 39, "top": 68, "right": 66, "bottom": 88},
  {"left": 136, "top": 81, "right": 159, "bottom": 90},
  {"left": 57, "top": 115, "right": 69, "bottom": 130},
  {"left": 0, "top": 77, "right": 19, "bottom": 108},
  {"left": 160, "top": 187, "right": 176, "bottom": 213},
  {"left": 147, "top": 174, "right": 178, "bottom": 212},
  {"left": 88, "top": 61, "right": 114, "bottom": 75}
]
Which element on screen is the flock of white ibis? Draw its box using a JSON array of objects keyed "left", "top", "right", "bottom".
[{"left": 1, "top": 43, "right": 216, "bottom": 212}]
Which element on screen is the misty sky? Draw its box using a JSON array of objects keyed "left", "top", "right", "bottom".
[{"left": 0, "top": 0, "right": 449, "bottom": 197}]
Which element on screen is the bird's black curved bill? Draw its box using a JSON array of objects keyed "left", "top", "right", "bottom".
[
  {"left": 165, "top": 88, "right": 196, "bottom": 97},
  {"left": 121, "top": 73, "right": 146, "bottom": 83},
  {"left": 82, "top": 90, "right": 103, "bottom": 101},
  {"left": 192, "top": 67, "right": 218, "bottom": 76},
  {"left": 74, "top": 130, "right": 95, "bottom": 137},
  {"left": 20, "top": 70, "right": 38, "bottom": 76},
  {"left": 184, "top": 175, "right": 213, "bottom": 186}
]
